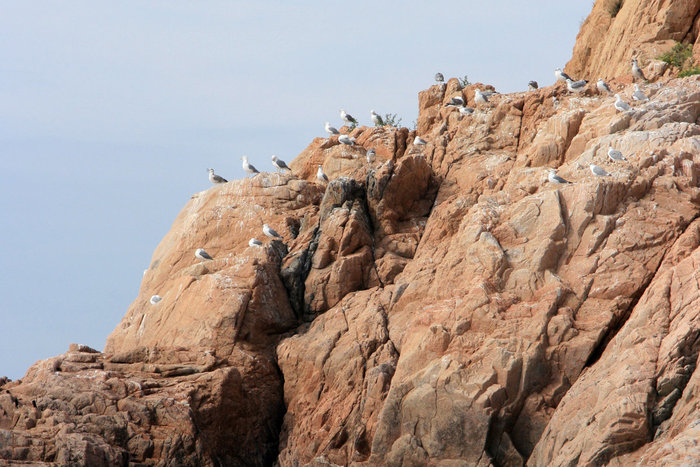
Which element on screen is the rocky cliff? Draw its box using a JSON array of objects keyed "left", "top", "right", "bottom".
[{"left": 3, "top": 1, "right": 700, "bottom": 466}]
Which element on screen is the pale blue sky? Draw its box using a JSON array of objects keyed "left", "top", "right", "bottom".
[{"left": 0, "top": 1, "right": 591, "bottom": 379}]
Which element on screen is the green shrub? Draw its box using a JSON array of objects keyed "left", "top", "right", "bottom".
[
  {"left": 382, "top": 113, "right": 402, "bottom": 128},
  {"left": 609, "top": 0, "right": 623, "bottom": 18},
  {"left": 679, "top": 66, "right": 700, "bottom": 78},
  {"left": 658, "top": 42, "right": 693, "bottom": 68},
  {"left": 458, "top": 75, "right": 470, "bottom": 88}
]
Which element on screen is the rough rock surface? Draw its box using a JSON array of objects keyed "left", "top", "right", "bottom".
[{"left": 4, "top": 4, "right": 700, "bottom": 466}]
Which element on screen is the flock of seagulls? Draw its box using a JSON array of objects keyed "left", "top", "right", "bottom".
[{"left": 149, "top": 58, "right": 659, "bottom": 307}]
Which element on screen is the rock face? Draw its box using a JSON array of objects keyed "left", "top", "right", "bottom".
[{"left": 4, "top": 4, "right": 700, "bottom": 466}]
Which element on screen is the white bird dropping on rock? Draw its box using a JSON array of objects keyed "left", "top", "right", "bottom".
[
  {"left": 597, "top": 78, "right": 612, "bottom": 94},
  {"left": 548, "top": 169, "right": 572, "bottom": 184},
  {"left": 371, "top": 110, "right": 384, "bottom": 126},
  {"left": 338, "top": 134, "right": 355, "bottom": 146},
  {"left": 271, "top": 155, "right": 291, "bottom": 172},
  {"left": 208, "top": 168, "right": 227, "bottom": 184},
  {"left": 614, "top": 94, "right": 631, "bottom": 112},
  {"left": 566, "top": 78, "right": 588, "bottom": 93},
  {"left": 150, "top": 295, "right": 162, "bottom": 305},
  {"left": 263, "top": 224, "right": 282, "bottom": 239},
  {"left": 414, "top": 136, "right": 427, "bottom": 146},
  {"left": 325, "top": 121, "right": 340, "bottom": 136},
  {"left": 632, "top": 58, "right": 647, "bottom": 81},
  {"left": 241, "top": 156, "right": 260, "bottom": 176},
  {"left": 249, "top": 238, "right": 263, "bottom": 247},
  {"left": 195, "top": 248, "right": 213, "bottom": 260},
  {"left": 434, "top": 72, "right": 444, "bottom": 84},
  {"left": 317, "top": 165, "right": 329, "bottom": 183},
  {"left": 632, "top": 84, "right": 649, "bottom": 102},
  {"left": 590, "top": 163, "right": 611, "bottom": 177},
  {"left": 555, "top": 68, "right": 573, "bottom": 82},
  {"left": 366, "top": 149, "right": 375, "bottom": 164},
  {"left": 607, "top": 147, "right": 627, "bottom": 162},
  {"left": 340, "top": 109, "right": 357, "bottom": 125}
]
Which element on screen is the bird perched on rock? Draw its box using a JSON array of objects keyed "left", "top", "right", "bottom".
[
  {"left": 317, "top": 165, "right": 329, "bottom": 183},
  {"left": 195, "top": 248, "right": 213, "bottom": 260},
  {"left": 241, "top": 156, "right": 259, "bottom": 176},
  {"left": 590, "top": 163, "right": 611, "bottom": 177},
  {"left": 371, "top": 110, "right": 384, "bottom": 126},
  {"left": 325, "top": 121, "right": 340, "bottom": 137},
  {"left": 150, "top": 295, "right": 162, "bottom": 305},
  {"left": 338, "top": 134, "right": 355, "bottom": 145},
  {"left": 435, "top": 72, "right": 444, "bottom": 84},
  {"left": 548, "top": 168, "right": 572, "bottom": 184},
  {"left": 597, "top": 78, "right": 612, "bottom": 94},
  {"left": 208, "top": 168, "right": 227, "bottom": 184},
  {"left": 555, "top": 67, "right": 574, "bottom": 82},
  {"left": 414, "top": 136, "right": 427, "bottom": 146},
  {"left": 632, "top": 58, "right": 647, "bottom": 81},
  {"left": 263, "top": 224, "right": 282, "bottom": 239},
  {"left": 528, "top": 80, "right": 538, "bottom": 90},
  {"left": 271, "top": 155, "right": 291, "bottom": 172},
  {"left": 249, "top": 238, "right": 263, "bottom": 247},
  {"left": 366, "top": 148, "right": 376, "bottom": 165},
  {"left": 446, "top": 95, "right": 465, "bottom": 106},
  {"left": 458, "top": 106, "right": 475, "bottom": 116},
  {"left": 566, "top": 78, "right": 588, "bottom": 93},
  {"left": 474, "top": 89, "right": 489, "bottom": 105},
  {"left": 632, "top": 84, "right": 649, "bottom": 102},
  {"left": 607, "top": 147, "right": 627, "bottom": 162},
  {"left": 340, "top": 109, "right": 357, "bottom": 125},
  {"left": 614, "top": 94, "right": 631, "bottom": 112}
]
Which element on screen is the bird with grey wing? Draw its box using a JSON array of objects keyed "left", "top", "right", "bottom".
[
  {"left": 566, "top": 78, "right": 588, "bottom": 93},
  {"left": 590, "top": 163, "right": 611, "bottom": 177},
  {"left": 271, "top": 155, "right": 291, "bottom": 172},
  {"left": 371, "top": 110, "right": 384, "bottom": 126},
  {"left": 607, "top": 147, "right": 627, "bottom": 162},
  {"left": 195, "top": 248, "right": 213, "bottom": 260},
  {"left": 317, "top": 165, "right": 329, "bottom": 183},
  {"left": 249, "top": 238, "right": 263, "bottom": 247},
  {"left": 208, "top": 168, "right": 228, "bottom": 184},
  {"left": 632, "top": 58, "right": 647, "bottom": 82},
  {"left": 340, "top": 109, "right": 358, "bottom": 126},
  {"left": 263, "top": 224, "right": 282, "bottom": 239},
  {"left": 446, "top": 95, "right": 465, "bottom": 106},
  {"left": 614, "top": 94, "right": 631, "bottom": 112},
  {"left": 434, "top": 72, "right": 444, "bottom": 84},
  {"left": 554, "top": 67, "right": 574, "bottom": 82},
  {"left": 597, "top": 79, "right": 612, "bottom": 94},
  {"left": 548, "top": 169, "right": 572, "bottom": 184},
  {"left": 366, "top": 149, "right": 376, "bottom": 165},
  {"left": 338, "top": 134, "right": 355, "bottom": 146},
  {"left": 528, "top": 81, "right": 538, "bottom": 90},
  {"left": 241, "top": 156, "right": 260, "bottom": 177},
  {"left": 632, "top": 84, "right": 648, "bottom": 102},
  {"left": 325, "top": 121, "right": 340, "bottom": 138}
]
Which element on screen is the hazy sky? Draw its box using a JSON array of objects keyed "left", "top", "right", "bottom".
[{"left": 0, "top": 1, "right": 592, "bottom": 379}]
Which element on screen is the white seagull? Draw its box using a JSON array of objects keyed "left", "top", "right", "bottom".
[
  {"left": 566, "top": 78, "right": 588, "bottom": 93},
  {"left": 325, "top": 121, "right": 340, "bottom": 137},
  {"left": 548, "top": 169, "right": 572, "bottom": 184},
  {"left": 208, "top": 168, "right": 228, "bottom": 184},
  {"left": 555, "top": 68, "right": 574, "bottom": 82},
  {"left": 338, "top": 134, "right": 355, "bottom": 145},
  {"left": 271, "top": 155, "right": 291, "bottom": 172},
  {"left": 607, "top": 147, "right": 627, "bottom": 162},
  {"left": 632, "top": 58, "right": 647, "bottom": 81},
  {"left": 371, "top": 110, "right": 384, "bottom": 126},
  {"left": 632, "top": 84, "right": 649, "bottom": 102},
  {"left": 614, "top": 94, "right": 631, "bottom": 112},
  {"left": 249, "top": 238, "right": 263, "bottom": 247},
  {"left": 241, "top": 156, "right": 260, "bottom": 176},
  {"left": 434, "top": 72, "right": 444, "bottom": 84},
  {"left": 150, "top": 295, "right": 162, "bottom": 305},
  {"left": 195, "top": 248, "right": 213, "bottom": 260},
  {"left": 590, "top": 163, "right": 611, "bottom": 177},
  {"left": 597, "top": 78, "right": 612, "bottom": 94},
  {"left": 447, "top": 95, "right": 465, "bottom": 106},
  {"left": 263, "top": 224, "right": 282, "bottom": 239},
  {"left": 340, "top": 109, "right": 357, "bottom": 125},
  {"left": 317, "top": 165, "right": 329, "bottom": 183},
  {"left": 414, "top": 136, "right": 427, "bottom": 146},
  {"left": 474, "top": 89, "right": 489, "bottom": 104},
  {"left": 366, "top": 148, "right": 376, "bottom": 164},
  {"left": 458, "top": 106, "right": 475, "bottom": 116},
  {"left": 528, "top": 80, "right": 538, "bottom": 90}
]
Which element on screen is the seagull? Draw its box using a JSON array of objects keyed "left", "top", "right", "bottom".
[
  {"left": 150, "top": 295, "right": 162, "bottom": 305},
  {"left": 566, "top": 78, "right": 588, "bottom": 93},
  {"left": 317, "top": 165, "right": 329, "bottom": 183},
  {"left": 340, "top": 109, "right": 358, "bottom": 125},
  {"left": 458, "top": 106, "right": 475, "bottom": 116},
  {"left": 614, "top": 94, "right": 631, "bottom": 112},
  {"left": 632, "top": 84, "right": 649, "bottom": 102},
  {"left": 325, "top": 121, "right": 340, "bottom": 137},
  {"left": 528, "top": 80, "right": 538, "bottom": 90},
  {"left": 590, "top": 163, "right": 611, "bottom": 177},
  {"left": 414, "top": 136, "right": 427, "bottom": 146},
  {"left": 555, "top": 68, "right": 574, "bottom": 82},
  {"left": 338, "top": 134, "right": 355, "bottom": 145},
  {"left": 474, "top": 89, "right": 489, "bottom": 104},
  {"left": 548, "top": 169, "right": 572, "bottom": 184},
  {"left": 263, "top": 224, "right": 282, "bottom": 239},
  {"left": 249, "top": 238, "right": 263, "bottom": 247},
  {"left": 553, "top": 96, "right": 560, "bottom": 107},
  {"left": 271, "top": 155, "right": 291, "bottom": 172},
  {"left": 446, "top": 95, "right": 465, "bottom": 106},
  {"left": 241, "top": 156, "right": 260, "bottom": 176},
  {"left": 208, "top": 168, "right": 228, "bottom": 184},
  {"left": 607, "top": 147, "right": 627, "bottom": 162},
  {"left": 195, "top": 248, "right": 213, "bottom": 260},
  {"left": 435, "top": 72, "right": 444, "bottom": 84},
  {"left": 632, "top": 58, "right": 647, "bottom": 81},
  {"left": 371, "top": 110, "right": 384, "bottom": 126},
  {"left": 597, "top": 78, "right": 612, "bottom": 94},
  {"left": 366, "top": 148, "right": 376, "bottom": 164}
]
